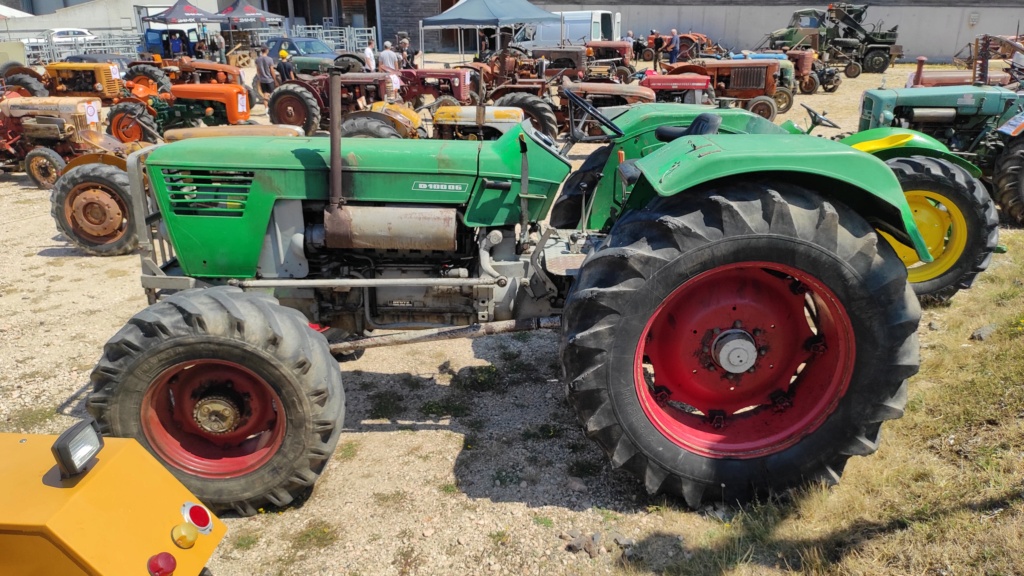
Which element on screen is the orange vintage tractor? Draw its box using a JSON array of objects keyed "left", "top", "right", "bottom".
[{"left": 107, "top": 80, "right": 252, "bottom": 143}]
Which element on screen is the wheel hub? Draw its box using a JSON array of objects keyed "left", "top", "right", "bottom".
[
  {"left": 712, "top": 329, "right": 758, "bottom": 374},
  {"left": 71, "top": 189, "right": 123, "bottom": 236},
  {"left": 192, "top": 395, "right": 241, "bottom": 434},
  {"left": 30, "top": 157, "right": 56, "bottom": 184}
]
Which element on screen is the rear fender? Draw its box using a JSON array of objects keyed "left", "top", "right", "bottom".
[
  {"left": 623, "top": 134, "right": 931, "bottom": 261},
  {"left": 3, "top": 65, "right": 46, "bottom": 82},
  {"left": 840, "top": 127, "right": 982, "bottom": 177},
  {"left": 997, "top": 110, "right": 1024, "bottom": 138}
]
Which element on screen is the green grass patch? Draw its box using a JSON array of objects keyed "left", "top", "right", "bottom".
[
  {"left": 451, "top": 365, "right": 502, "bottom": 393},
  {"left": 532, "top": 515, "right": 554, "bottom": 528},
  {"left": 372, "top": 489, "right": 410, "bottom": 508},
  {"left": 439, "top": 482, "right": 458, "bottom": 494},
  {"left": 4, "top": 406, "right": 55, "bottom": 432},
  {"left": 488, "top": 530, "right": 511, "bottom": 546},
  {"left": 233, "top": 531, "right": 261, "bottom": 550},
  {"left": 335, "top": 440, "right": 359, "bottom": 462},
  {"left": 292, "top": 519, "right": 338, "bottom": 550}
]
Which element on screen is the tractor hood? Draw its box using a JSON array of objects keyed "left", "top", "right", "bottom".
[{"left": 145, "top": 135, "right": 482, "bottom": 176}]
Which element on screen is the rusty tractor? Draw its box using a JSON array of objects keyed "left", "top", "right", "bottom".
[
  {"left": 663, "top": 59, "right": 780, "bottom": 121},
  {"left": 0, "top": 93, "right": 110, "bottom": 188},
  {"left": 2, "top": 61, "right": 123, "bottom": 103},
  {"left": 268, "top": 72, "right": 398, "bottom": 135},
  {"left": 462, "top": 47, "right": 655, "bottom": 137},
  {"left": 51, "top": 124, "right": 304, "bottom": 257}
]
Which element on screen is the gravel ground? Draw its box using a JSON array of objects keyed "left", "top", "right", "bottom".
[{"left": 0, "top": 61, "right": 933, "bottom": 575}]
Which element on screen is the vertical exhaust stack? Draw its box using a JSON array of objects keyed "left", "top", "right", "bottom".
[{"left": 324, "top": 68, "right": 349, "bottom": 248}]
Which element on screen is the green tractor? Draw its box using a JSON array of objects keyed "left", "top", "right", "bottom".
[
  {"left": 87, "top": 72, "right": 930, "bottom": 515},
  {"left": 553, "top": 101, "right": 998, "bottom": 304},
  {"left": 859, "top": 81, "right": 1024, "bottom": 227}
]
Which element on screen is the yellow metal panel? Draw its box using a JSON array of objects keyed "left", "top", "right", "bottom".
[
  {"left": 0, "top": 434, "right": 226, "bottom": 576},
  {"left": 0, "top": 533, "right": 90, "bottom": 576}
]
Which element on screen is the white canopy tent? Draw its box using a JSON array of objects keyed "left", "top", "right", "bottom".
[{"left": 418, "top": 0, "right": 560, "bottom": 66}]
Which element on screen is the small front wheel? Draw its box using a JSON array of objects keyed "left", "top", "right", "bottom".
[
  {"left": 50, "top": 163, "right": 136, "bottom": 256},
  {"left": 87, "top": 287, "right": 346, "bottom": 515},
  {"left": 24, "top": 147, "right": 66, "bottom": 189}
]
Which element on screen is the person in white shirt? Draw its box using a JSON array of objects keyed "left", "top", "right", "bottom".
[{"left": 364, "top": 39, "right": 376, "bottom": 72}]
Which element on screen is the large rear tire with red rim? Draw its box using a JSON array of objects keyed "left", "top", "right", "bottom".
[
  {"left": 87, "top": 286, "right": 345, "bottom": 516},
  {"left": 561, "top": 181, "right": 920, "bottom": 507}
]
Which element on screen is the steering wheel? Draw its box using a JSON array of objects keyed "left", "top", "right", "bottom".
[
  {"left": 563, "top": 88, "right": 624, "bottom": 138},
  {"left": 801, "top": 103, "right": 841, "bottom": 130}
]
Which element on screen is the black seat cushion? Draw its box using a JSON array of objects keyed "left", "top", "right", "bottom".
[{"left": 654, "top": 113, "right": 723, "bottom": 143}]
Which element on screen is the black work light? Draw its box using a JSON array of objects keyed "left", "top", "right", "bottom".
[{"left": 50, "top": 418, "right": 105, "bottom": 478}]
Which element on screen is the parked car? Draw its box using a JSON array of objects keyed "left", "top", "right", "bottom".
[
  {"left": 22, "top": 28, "right": 96, "bottom": 46},
  {"left": 267, "top": 36, "right": 339, "bottom": 62}
]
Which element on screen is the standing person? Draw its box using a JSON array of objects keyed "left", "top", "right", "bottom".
[
  {"left": 255, "top": 45, "right": 275, "bottom": 100},
  {"left": 276, "top": 50, "right": 295, "bottom": 83},
  {"left": 398, "top": 38, "right": 414, "bottom": 69},
  {"left": 652, "top": 30, "right": 664, "bottom": 71},
  {"left": 668, "top": 28, "right": 681, "bottom": 64},
  {"left": 622, "top": 30, "right": 634, "bottom": 43},
  {"left": 169, "top": 32, "right": 184, "bottom": 57},
  {"left": 477, "top": 29, "right": 489, "bottom": 61},
  {"left": 212, "top": 29, "right": 225, "bottom": 63},
  {"left": 194, "top": 38, "right": 208, "bottom": 60},
  {"left": 378, "top": 40, "right": 400, "bottom": 72},
  {"left": 364, "top": 38, "right": 376, "bottom": 72}
]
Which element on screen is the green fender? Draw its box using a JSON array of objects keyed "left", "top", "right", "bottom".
[
  {"left": 626, "top": 134, "right": 932, "bottom": 261},
  {"left": 840, "top": 127, "right": 983, "bottom": 178}
]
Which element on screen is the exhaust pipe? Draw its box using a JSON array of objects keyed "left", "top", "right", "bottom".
[{"left": 324, "top": 68, "right": 347, "bottom": 248}]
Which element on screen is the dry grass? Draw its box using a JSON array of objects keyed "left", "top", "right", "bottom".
[{"left": 612, "top": 230, "right": 1024, "bottom": 575}]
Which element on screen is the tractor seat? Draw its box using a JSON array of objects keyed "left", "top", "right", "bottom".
[{"left": 654, "top": 113, "right": 723, "bottom": 143}]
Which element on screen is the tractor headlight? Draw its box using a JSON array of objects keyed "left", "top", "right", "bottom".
[
  {"left": 51, "top": 418, "right": 104, "bottom": 478},
  {"left": 454, "top": 77, "right": 460, "bottom": 87}
]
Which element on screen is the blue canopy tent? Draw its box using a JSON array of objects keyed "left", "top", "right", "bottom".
[{"left": 418, "top": 0, "right": 561, "bottom": 64}]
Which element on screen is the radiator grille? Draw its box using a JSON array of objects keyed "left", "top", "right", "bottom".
[
  {"left": 730, "top": 67, "right": 767, "bottom": 90},
  {"left": 160, "top": 169, "right": 255, "bottom": 217}
]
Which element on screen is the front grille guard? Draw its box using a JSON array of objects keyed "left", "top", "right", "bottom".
[{"left": 127, "top": 145, "right": 199, "bottom": 304}]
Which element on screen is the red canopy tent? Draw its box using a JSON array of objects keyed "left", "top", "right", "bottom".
[{"left": 218, "top": 0, "right": 285, "bottom": 24}]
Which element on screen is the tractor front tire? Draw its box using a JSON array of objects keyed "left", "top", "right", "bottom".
[
  {"left": 50, "top": 163, "right": 136, "bottom": 256},
  {"left": 844, "top": 62, "right": 862, "bottom": 78},
  {"left": 993, "top": 138, "right": 1024, "bottom": 224},
  {"left": 773, "top": 87, "right": 794, "bottom": 114},
  {"left": 107, "top": 102, "right": 161, "bottom": 143},
  {"left": 862, "top": 50, "right": 891, "bottom": 74},
  {"left": 24, "top": 147, "right": 66, "bottom": 189},
  {"left": 246, "top": 84, "right": 262, "bottom": 107},
  {"left": 614, "top": 66, "right": 633, "bottom": 84},
  {"left": 745, "top": 95, "right": 777, "bottom": 121},
  {"left": 125, "top": 64, "right": 173, "bottom": 94},
  {"left": 641, "top": 48, "right": 655, "bottom": 61},
  {"left": 798, "top": 73, "right": 820, "bottom": 94},
  {"left": 561, "top": 182, "right": 919, "bottom": 508},
  {"left": 6, "top": 73, "right": 48, "bottom": 97},
  {"left": 339, "top": 116, "right": 402, "bottom": 138},
  {"left": 87, "top": 286, "right": 346, "bottom": 516},
  {"left": 884, "top": 157, "right": 998, "bottom": 304},
  {"left": 494, "top": 92, "right": 558, "bottom": 139},
  {"left": 269, "top": 84, "right": 321, "bottom": 135}
]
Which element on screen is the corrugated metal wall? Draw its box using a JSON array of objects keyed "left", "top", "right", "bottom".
[{"left": 535, "top": 2, "right": 1024, "bottom": 60}]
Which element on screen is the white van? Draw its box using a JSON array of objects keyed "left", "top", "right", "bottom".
[{"left": 514, "top": 11, "right": 621, "bottom": 48}]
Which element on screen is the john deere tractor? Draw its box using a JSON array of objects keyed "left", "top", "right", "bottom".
[
  {"left": 87, "top": 71, "right": 929, "bottom": 516},
  {"left": 859, "top": 36, "right": 1024, "bottom": 226}
]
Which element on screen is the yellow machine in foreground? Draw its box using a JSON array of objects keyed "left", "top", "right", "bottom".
[{"left": 0, "top": 419, "right": 226, "bottom": 575}]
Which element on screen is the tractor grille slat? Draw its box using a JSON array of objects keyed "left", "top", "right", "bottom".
[
  {"left": 160, "top": 169, "right": 255, "bottom": 217},
  {"left": 730, "top": 67, "right": 767, "bottom": 90}
]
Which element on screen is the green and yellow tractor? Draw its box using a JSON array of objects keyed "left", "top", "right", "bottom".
[{"left": 87, "top": 71, "right": 931, "bottom": 514}]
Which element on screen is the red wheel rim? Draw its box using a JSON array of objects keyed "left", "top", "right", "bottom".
[
  {"left": 141, "top": 359, "right": 286, "bottom": 478},
  {"left": 634, "top": 262, "right": 855, "bottom": 459},
  {"left": 272, "top": 94, "right": 308, "bottom": 127},
  {"left": 111, "top": 113, "right": 144, "bottom": 142}
]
